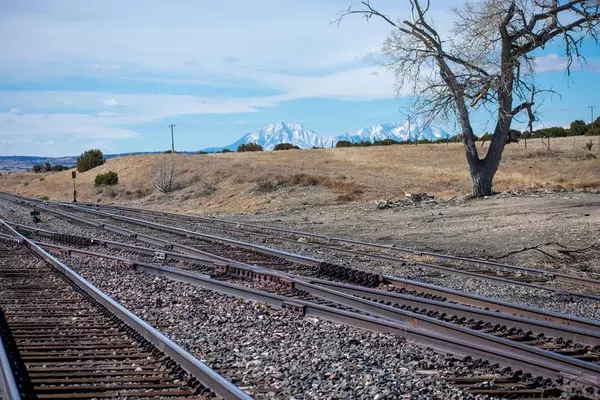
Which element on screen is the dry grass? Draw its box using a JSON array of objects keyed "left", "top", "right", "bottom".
[{"left": 1, "top": 136, "right": 598, "bottom": 213}]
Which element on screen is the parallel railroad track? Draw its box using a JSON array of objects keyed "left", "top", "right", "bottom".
[
  {"left": 0, "top": 221, "right": 251, "bottom": 400},
  {"left": 62, "top": 199, "right": 600, "bottom": 295},
  {"left": 7, "top": 227, "right": 600, "bottom": 397},
  {"left": 9, "top": 211, "right": 600, "bottom": 333},
  {"left": 29, "top": 238, "right": 600, "bottom": 364},
  {"left": 2, "top": 194, "right": 600, "bottom": 397},
  {"left": 31, "top": 199, "right": 600, "bottom": 306}
]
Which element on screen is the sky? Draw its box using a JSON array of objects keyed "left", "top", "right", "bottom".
[{"left": 0, "top": 0, "right": 599, "bottom": 157}]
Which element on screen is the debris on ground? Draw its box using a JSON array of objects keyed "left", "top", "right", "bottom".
[{"left": 375, "top": 193, "right": 437, "bottom": 209}]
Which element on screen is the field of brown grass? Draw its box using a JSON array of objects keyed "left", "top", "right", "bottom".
[{"left": 1, "top": 136, "right": 598, "bottom": 214}]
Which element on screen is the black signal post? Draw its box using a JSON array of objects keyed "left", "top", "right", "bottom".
[{"left": 72, "top": 171, "right": 77, "bottom": 202}]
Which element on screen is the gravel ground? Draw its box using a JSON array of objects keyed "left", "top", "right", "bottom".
[{"left": 62, "top": 253, "right": 499, "bottom": 400}]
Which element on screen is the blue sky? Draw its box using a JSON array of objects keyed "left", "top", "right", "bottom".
[{"left": 0, "top": 0, "right": 599, "bottom": 157}]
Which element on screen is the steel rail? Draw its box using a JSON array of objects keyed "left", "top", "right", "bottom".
[
  {"left": 54, "top": 202, "right": 324, "bottom": 267},
  {"left": 0, "top": 220, "right": 253, "bottom": 400},
  {"left": 69, "top": 199, "right": 600, "bottom": 290},
  {"left": 48, "top": 201, "right": 600, "bottom": 301},
  {"left": 10, "top": 218, "right": 600, "bottom": 333},
  {"left": 0, "top": 326, "right": 21, "bottom": 400},
  {"left": 33, "top": 239, "right": 600, "bottom": 346},
  {"left": 29, "top": 240, "right": 600, "bottom": 396}
]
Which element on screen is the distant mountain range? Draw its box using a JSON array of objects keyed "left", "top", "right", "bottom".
[
  {"left": 0, "top": 120, "right": 454, "bottom": 172},
  {"left": 203, "top": 121, "right": 452, "bottom": 152}
]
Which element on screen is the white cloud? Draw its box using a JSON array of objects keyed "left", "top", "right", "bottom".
[
  {"left": 103, "top": 99, "right": 118, "bottom": 106},
  {"left": 96, "top": 111, "right": 117, "bottom": 117},
  {"left": 90, "top": 64, "right": 121, "bottom": 71}
]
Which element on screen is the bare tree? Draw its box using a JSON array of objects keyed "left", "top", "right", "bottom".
[
  {"left": 337, "top": 0, "right": 600, "bottom": 196},
  {"left": 152, "top": 155, "right": 176, "bottom": 193}
]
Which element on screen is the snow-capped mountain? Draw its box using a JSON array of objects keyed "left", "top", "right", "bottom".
[
  {"left": 203, "top": 123, "right": 334, "bottom": 152},
  {"left": 336, "top": 121, "right": 449, "bottom": 143},
  {"left": 203, "top": 120, "right": 452, "bottom": 152}
]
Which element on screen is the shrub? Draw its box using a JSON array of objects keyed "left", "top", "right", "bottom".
[
  {"left": 274, "top": 143, "right": 300, "bottom": 151},
  {"left": 39, "top": 195, "right": 49, "bottom": 201},
  {"left": 584, "top": 140, "right": 594, "bottom": 151},
  {"left": 51, "top": 164, "right": 70, "bottom": 171},
  {"left": 153, "top": 156, "right": 176, "bottom": 193},
  {"left": 237, "top": 143, "right": 263, "bottom": 152},
  {"left": 196, "top": 151, "right": 208, "bottom": 155},
  {"left": 199, "top": 181, "right": 218, "bottom": 196},
  {"left": 39, "top": 177, "right": 45, "bottom": 182},
  {"left": 374, "top": 138, "right": 400, "bottom": 146},
  {"left": 77, "top": 149, "right": 104, "bottom": 172},
  {"left": 32, "top": 164, "right": 42, "bottom": 173},
  {"left": 221, "top": 149, "right": 233, "bottom": 153},
  {"left": 336, "top": 140, "right": 353, "bottom": 148},
  {"left": 94, "top": 171, "right": 119, "bottom": 187}
]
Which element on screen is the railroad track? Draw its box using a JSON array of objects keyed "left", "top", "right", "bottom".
[
  {"left": 29, "top": 239, "right": 600, "bottom": 399},
  {"left": 2, "top": 194, "right": 600, "bottom": 397},
  {"left": 7, "top": 221, "right": 600, "bottom": 395},
  {"left": 9, "top": 206, "right": 600, "bottom": 334},
  {"left": 0, "top": 221, "right": 251, "bottom": 400},
  {"left": 60, "top": 198, "right": 600, "bottom": 296},
  {"left": 32, "top": 198, "right": 600, "bottom": 305}
]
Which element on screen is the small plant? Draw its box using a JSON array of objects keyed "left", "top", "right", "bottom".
[
  {"left": 221, "top": 149, "right": 233, "bottom": 153},
  {"left": 39, "top": 195, "right": 49, "bottom": 201},
  {"left": 153, "top": 156, "right": 176, "bottom": 193},
  {"left": 237, "top": 143, "right": 263, "bottom": 152},
  {"left": 23, "top": 182, "right": 29, "bottom": 186},
  {"left": 39, "top": 177, "right": 45, "bottom": 182},
  {"left": 584, "top": 139, "right": 594, "bottom": 151},
  {"left": 274, "top": 143, "right": 300, "bottom": 151},
  {"left": 94, "top": 171, "right": 119, "bottom": 186},
  {"left": 77, "top": 149, "right": 104, "bottom": 172},
  {"left": 254, "top": 176, "right": 285, "bottom": 193},
  {"left": 199, "top": 181, "right": 218, "bottom": 196},
  {"left": 32, "top": 164, "right": 42, "bottom": 173}
]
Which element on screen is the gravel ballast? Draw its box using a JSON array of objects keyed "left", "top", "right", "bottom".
[{"left": 62, "top": 254, "right": 495, "bottom": 400}]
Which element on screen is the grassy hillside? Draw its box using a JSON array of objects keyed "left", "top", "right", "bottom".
[{"left": 1, "top": 136, "right": 598, "bottom": 214}]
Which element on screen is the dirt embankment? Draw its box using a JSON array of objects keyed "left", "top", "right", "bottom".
[{"left": 1, "top": 136, "right": 598, "bottom": 214}]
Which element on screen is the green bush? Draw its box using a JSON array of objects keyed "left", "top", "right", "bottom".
[
  {"left": 237, "top": 143, "right": 263, "bottom": 152},
  {"left": 32, "top": 164, "right": 42, "bottom": 173},
  {"left": 51, "top": 165, "right": 70, "bottom": 171},
  {"left": 77, "top": 149, "right": 105, "bottom": 172},
  {"left": 39, "top": 195, "right": 49, "bottom": 201},
  {"left": 335, "top": 140, "right": 353, "bottom": 148},
  {"left": 274, "top": 143, "right": 300, "bottom": 151},
  {"left": 373, "top": 138, "right": 400, "bottom": 146},
  {"left": 221, "top": 149, "right": 233, "bottom": 153},
  {"left": 94, "top": 171, "right": 119, "bottom": 187}
]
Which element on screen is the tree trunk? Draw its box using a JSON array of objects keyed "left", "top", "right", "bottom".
[{"left": 470, "top": 164, "right": 494, "bottom": 197}]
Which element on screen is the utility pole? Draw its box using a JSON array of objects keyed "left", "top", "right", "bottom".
[
  {"left": 407, "top": 118, "right": 412, "bottom": 144},
  {"left": 168, "top": 124, "right": 176, "bottom": 153},
  {"left": 590, "top": 106, "right": 598, "bottom": 151}
]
